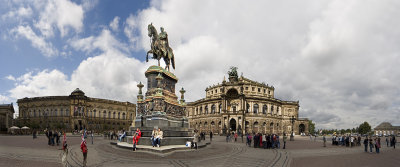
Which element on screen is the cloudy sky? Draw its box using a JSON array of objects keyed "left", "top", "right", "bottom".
[{"left": 1, "top": 0, "right": 400, "bottom": 129}]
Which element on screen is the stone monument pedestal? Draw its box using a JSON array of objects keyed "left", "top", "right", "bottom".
[{"left": 128, "top": 65, "right": 193, "bottom": 146}]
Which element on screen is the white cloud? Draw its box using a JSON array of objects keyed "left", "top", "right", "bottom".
[
  {"left": 34, "top": 0, "right": 84, "bottom": 37},
  {"left": 9, "top": 28, "right": 146, "bottom": 103},
  {"left": 123, "top": 0, "right": 400, "bottom": 129},
  {"left": 0, "top": 95, "right": 10, "bottom": 102},
  {"left": 6, "top": 75, "right": 16, "bottom": 81},
  {"left": 1, "top": 6, "right": 33, "bottom": 20},
  {"left": 69, "top": 29, "right": 129, "bottom": 54},
  {"left": 11, "top": 25, "right": 59, "bottom": 57},
  {"left": 109, "top": 16, "right": 120, "bottom": 32}
]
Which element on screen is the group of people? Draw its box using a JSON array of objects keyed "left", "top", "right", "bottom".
[
  {"left": 225, "top": 131, "right": 240, "bottom": 142},
  {"left": 44, "top": 129, "right": 61, "bottom": 146},
  {"left": 331, "top": 135, "right": 362, "bottom": 147},
  {"left": 246, "top": 133, "right": 286, "bottom": 149},
  {"left": 151, "top": 128, "right": 163, "bottom": 148}
]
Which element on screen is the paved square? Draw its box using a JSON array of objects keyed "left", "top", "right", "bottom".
[{"left": 0, "top": 135, "right": 398, "bottom": 167}]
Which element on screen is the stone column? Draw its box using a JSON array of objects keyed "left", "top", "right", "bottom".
[{"left": 6, "top": 113, "right": 9, "bottom": 128}]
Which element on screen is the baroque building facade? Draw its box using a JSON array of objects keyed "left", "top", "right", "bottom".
[
  {"left": 186, "top": 68, "right": 309, "bottom": 135},
  {"left": 0, "top": 103, "right": 14, "bottom": 132},
  {"left": 374, "top": 122, "right": 400, "bottom": 136},
  {"left": 17, "top": 88, "right": 136, "bottom": 132}
]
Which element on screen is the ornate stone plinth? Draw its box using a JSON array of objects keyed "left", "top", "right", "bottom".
[{"left": 129, "top": 66, "right": 193, "bottom": 146}]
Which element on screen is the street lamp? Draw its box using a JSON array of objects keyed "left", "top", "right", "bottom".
[{"left": 290, "top": 116, "right": 296, "bottom": 141}]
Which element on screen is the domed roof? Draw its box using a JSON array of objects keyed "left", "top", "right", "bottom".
[
  {"left": 71, "top": 88, "right": 85, "bottom": 96},
  {"left": 375, "top": 122, "right": 393, "bottom": 129}
]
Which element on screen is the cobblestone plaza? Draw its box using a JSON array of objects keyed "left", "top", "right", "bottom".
[{"left": 1, "top": 135, "right": 399, "bottom": 167}]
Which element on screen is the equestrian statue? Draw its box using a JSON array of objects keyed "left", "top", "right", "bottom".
[{"left": 146, "top": 23, "right": 175, "bottom": 71}]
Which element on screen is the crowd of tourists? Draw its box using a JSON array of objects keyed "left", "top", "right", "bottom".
[
  {"left": 331, "top": 135, "right": 362, "bottom": 147},
  {"left": 44, "top": 129, "right": 62, "bottom": 146},
  {"left": 245, "top": 133, "right": 287, "bottom": 149}
]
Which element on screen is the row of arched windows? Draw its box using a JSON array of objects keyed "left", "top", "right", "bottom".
[
  {"left": 25, "top": 108, "right": 131, "bottom": 120},
  {"left": 26, "top": 108, "right": 70, "bottom": 118},
  {"left": 246, "top": 103, "right": 280, "bottom": 115},
  {"left": 88, "top": 109, "right": 129, "bottom": 120},
  {"left": 194, "top": 104, "right": 222, "bottom": 115}
]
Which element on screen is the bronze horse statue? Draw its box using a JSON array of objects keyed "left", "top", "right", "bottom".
[{"left": 146, "top": 23, "right": 175, "bottom": 71}]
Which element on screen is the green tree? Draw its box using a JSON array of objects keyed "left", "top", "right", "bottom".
[
  {"left": 357, "top": 121, "right": 371, "bottom": 135},
  {"left": 308, "top": 120, "right": 315, "bottom": 134}
]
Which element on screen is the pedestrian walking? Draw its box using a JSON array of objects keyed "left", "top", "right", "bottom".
[
  {"left": 386, "top": 137, "right": 389, "bottom": 147},
  {"left": 192, "top": 132, "right": 198, "bottom": 150},
  {"left": 80, "top": 135, "right": 88, "bottom": 167},
  {"left": 234, "top": 132, "right": 238, "bottom": 142},
  {"left": 392, "top": 136, "right": 396, "bottom": 149},
  {"left": 369, "top": 137, "right": 373, "bottom": 153},
  {"left": 375, "top": 137, "right": 381, "bottom": 154},
  {"left": 363, "top": 137, "right": 368, "bottom": 152},
  {"left": 283, "top": 133, "right": 287, "bottom": 149},
  {"left": 62, "top": 132, "right": 68, "bottom": 167},
  {"left": 91, "top": 132, "right": 94, "bottom": 144},
  {"left": 323, "top": 134, "right": 326, "bottom": 147},
  {"left": 210, "top": 131, "right": 213, "bottom": 142}
]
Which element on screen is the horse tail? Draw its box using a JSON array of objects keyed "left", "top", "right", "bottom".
[{"left": 171, "top": 50, "right": 175, "bottom": 69}]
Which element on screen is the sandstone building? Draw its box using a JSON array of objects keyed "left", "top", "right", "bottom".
[
  {"left": 0, "top": 103, "right": 14, "bottom": 132},
  {"left": 374, "top": 122, "right": 400, "bottom": 136},
  {"left": 186, "top": 68, "right": 309, "bottom": 135},
  {"left": 17, "top": 88, "right": 135, "bottom": 132}
]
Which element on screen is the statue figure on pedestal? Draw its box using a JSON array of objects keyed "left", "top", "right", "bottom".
[{"left": 146, "top": 23, "right": 175, "bottom": 71}]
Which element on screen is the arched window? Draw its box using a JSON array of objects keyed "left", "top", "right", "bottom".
[
  {"left": 263, "top": 105, "right": 267, "bottom": 114},
  {"left": 246, "top": 103, "right": 250, "bottom": 113},
  {"left": 200, "top": 106, "right": 203, "bottom": 115},
  {"left": 33, "top": 110, "right": 36, "bottom": 117},
  {"left": 253, "top": 104, "right": 259, "bottom": 114},
  {"left": 233, "top": 105, "right": 237, "bottom": 112},
  {"left": 277, "top": 107, "right": 280, "bottom": 115},
  {"left": 205, "top": 105, "right": 208, "bottom": 114},
  {"left": 271, "top": 105, "right": 274, "bottom": 114},
  {"left": 55, "top": 109, "right": 58, "bottom": 117},
  {"left": 130, "top": 113, "right": 133, "bottom": 120},
  {"left": 103, "top": 111, "right": 106, "bottom": 118},
  {"left": 108, "top": 111, "right": 111, "bottom": 118},
  {"left": 196, "top": 107, "right": 198, "bottom": 115},
  {"left": 93, "top": 110, "right": 96, "bottom": 117},
  {"left": 122, "top": 113, "right": 126, "bottom": 119},
  {"left": 60, "top": 109, "right": 63, "bottom": 117},
  {"left": 118, "top": 112, "right": 120, "bottom": 119},
  {"left": 113, "top": 112, "right": 116, "bottom": 119},
  {"left": 219, "top": 104, "right": 222, "bottom": 113},
  {"left": 211, "top": 104, "right": 216, "bottom": 114}
]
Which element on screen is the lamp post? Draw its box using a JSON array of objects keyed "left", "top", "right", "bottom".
[{"left": 290, "top": 116, "right": 296, "bottom": 141}]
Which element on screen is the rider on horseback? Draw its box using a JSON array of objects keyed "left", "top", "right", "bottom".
[{"left": 159, "top": 27, "right": 169, "bottom": 59}]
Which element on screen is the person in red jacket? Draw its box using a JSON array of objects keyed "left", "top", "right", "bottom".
[
  {"left": 135, "top": 128, "right": 142, "bottom": 144},
  {"left": 80, "top": 135, "right": 88, "bottom": 167},
  {"left": 132, "top": 133, "right": 138, "bottom": 151}
]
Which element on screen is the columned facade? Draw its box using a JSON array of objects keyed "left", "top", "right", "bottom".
[
  {"left": 17, "top": 88, "right": 136, "bottom": 132},
  {"left": 0, "top": 103, "right": 14, "bottom": 132}
]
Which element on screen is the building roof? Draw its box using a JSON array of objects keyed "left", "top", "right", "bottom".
[
  {"left": 375, "top": 122, "right": 400, "bottom": 130},
  {"left": 0, "top": 103, "right": 15, "bottom": 113}
]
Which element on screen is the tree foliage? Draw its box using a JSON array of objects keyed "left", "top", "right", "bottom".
[
  {"left": 357, "top": 121, "right": 371, "bottom": 135},
  {"left": 308, "top": 120, "right": 315, "bottom": 134}
]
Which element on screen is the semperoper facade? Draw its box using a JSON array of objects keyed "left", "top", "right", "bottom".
[
  {"left": 186, "top": 67, "right": 309, "bottom": 135},
  {"left": 17, "top": 88, "right": 135, "bottom": 131}
]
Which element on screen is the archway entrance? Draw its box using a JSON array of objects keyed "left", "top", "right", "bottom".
[
  {"left": 299, "top": 124, "right": 305, "bottom": 134},
  {"left": 230, "top": 119, "right": 237, "bottom": 131}
]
